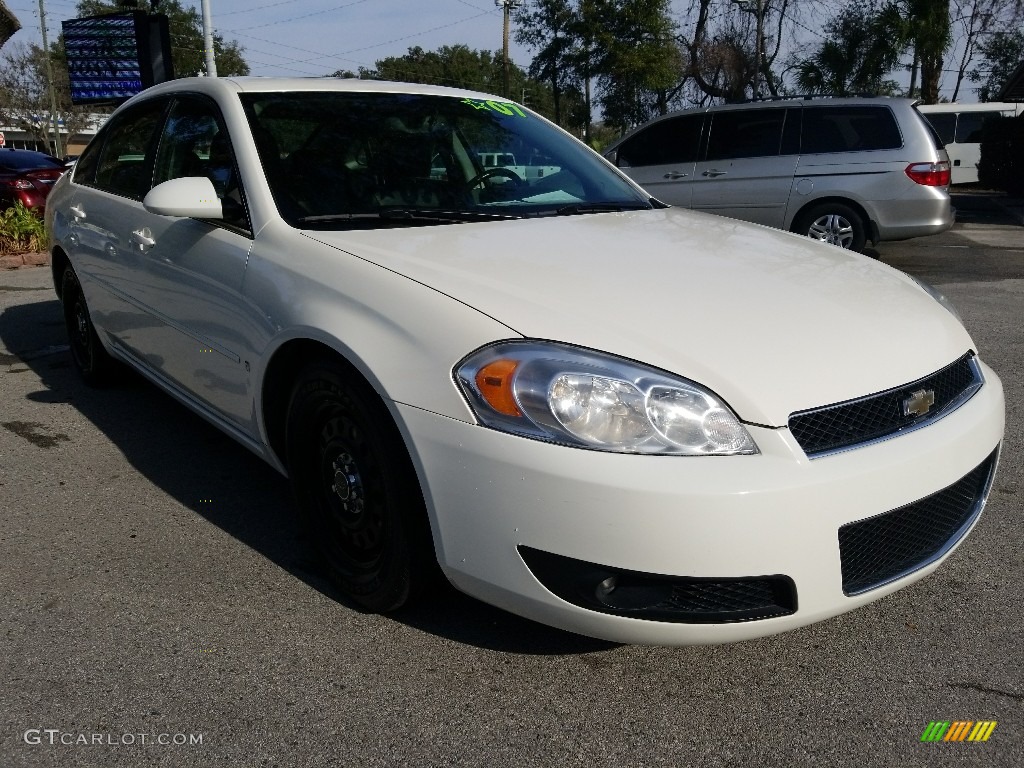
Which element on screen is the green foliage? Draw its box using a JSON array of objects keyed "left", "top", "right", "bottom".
[
  {"left": 515, "top": 0, "right": 581, "bottom": 127},
  {"left": 978, "top": 115, "right": 1024, "bottom": 195},
  {"left": 74, "top": 0, "right": 249, "bottom": 77},
  {"left": 360, "top": 45, "right": 507, "bottom": 93},
  {"left": 593, "top": 0, "right": 682, "bottom": 132},
  {"left": 795, "top": 3, "right": 905, "bottom": 96},
  {"left": 0, "top": 42, "right": 98, "bottom": 152},
  {"left": 347, "top": 45, "right": 570, "bottom": 129},
  {"left": 516, "top": 0, "right": 681, "bottom": 136},
  {"left": 902, "top": 0, "right": 953, "bottom": 103},
  {"left": 0, "top": 202, "right": 47, "bottom": 254},
  {"left": 969, "top": 29, "right": 1024, "bottom": 102}
]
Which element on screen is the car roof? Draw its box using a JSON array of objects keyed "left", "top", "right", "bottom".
[
  {"left": 129, "top": 76, "right": 508, "bottom": 105},
  {"left": 0, "top": 148, "right": 64, "bottom": 169}
]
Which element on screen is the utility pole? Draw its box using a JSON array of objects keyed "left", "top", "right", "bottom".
[
  {"left": 495, "top": 0, "right": 521, "bottom": 99},
  {"left": 201, "top": 0, "right": 217, "bottom": 77},
  {"left": 37, "top": 0, "right": 63, "bottom": 157}
]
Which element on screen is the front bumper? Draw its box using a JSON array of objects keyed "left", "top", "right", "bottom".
[{"left": 398, "top": 361, "right": 1004, "bottom": 645}]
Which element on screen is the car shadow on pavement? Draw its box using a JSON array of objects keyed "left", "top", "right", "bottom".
[{"left": 1, "top": 295, "right": 615, "bottom": 656}]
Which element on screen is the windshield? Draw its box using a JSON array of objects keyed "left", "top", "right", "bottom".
[{"left": 239, "top": 91, "right": 652, "bottom": 229}]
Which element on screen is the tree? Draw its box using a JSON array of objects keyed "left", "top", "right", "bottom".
[
  {"left": 0, "top": 42, "right": 96, "bottom": 153},
  {"left": 74, "top": 0, "right": 249, "bottom": 77},
  {"left": 795, "top": 4, "right": 905, "bottom": 96},
  {"left": 515, "top": 0, "right": 580, "bottom": 127},
  {"left": 592, "top": 0, "right": 682, "bottom": 132},
  {"left": 948, "top": 0, "right": 1000, "bottom": 101},
  {"left": 969, "top": 28, "right": 1024, "bottom": 101},
  {"left": 515, "top": 1, "right": 681, "bottom": 138},
  {"left": 361, "top": 45, "right": 505, "bottom": 93},
  {"left": 904, "top": 0, "right": 953, "bottom": 103},
  {"left": 675, "top": 0, "right": 802, "bottom": 103},
  {"left": 345, "top": 45, "right": 569, "bottom": 128}
]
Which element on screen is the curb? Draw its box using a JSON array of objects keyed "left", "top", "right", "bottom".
[
  {"left": 0, "top": 251, "right": 49, "bottom": 270},
  {"left": 992, "top": 197, "right": 1024, "bottom": 226}
]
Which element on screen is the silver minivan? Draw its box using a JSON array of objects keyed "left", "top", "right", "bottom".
[{"left": 604, "top": 97, "right": 953, "bottom": 252}]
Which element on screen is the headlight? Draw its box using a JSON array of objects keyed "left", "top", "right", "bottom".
[
  {"left": 455, "top": 341, "right": 757, "bottom": 455},
  {"left": 910, "top": 275, "right": 963, "bottom": 323}
]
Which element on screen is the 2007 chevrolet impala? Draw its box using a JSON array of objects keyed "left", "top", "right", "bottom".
[{"left": 45, "top": 78, "right": 1004, "bottom": 645}]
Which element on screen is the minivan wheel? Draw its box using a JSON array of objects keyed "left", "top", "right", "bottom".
[
  {"left": 61, "top": 266, "right": 118, "bottom": 386},
  {"left": 794, "top": 203, "right": 867, "bottom": 252},
  {"left": 285, "top": 360, "right": 435, "bottom": 613}
]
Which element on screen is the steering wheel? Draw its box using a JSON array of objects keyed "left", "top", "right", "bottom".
[{"left": 466, "top": 166, "right": 523, "bottom": 189}]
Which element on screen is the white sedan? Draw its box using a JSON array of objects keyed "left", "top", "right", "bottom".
[{"left": 45, "top": 77, "right": 1004, "bottom": 645}]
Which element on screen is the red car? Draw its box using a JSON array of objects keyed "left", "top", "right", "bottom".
[{"left": 0, "top": 148, "right": 66, "bottom": 213}]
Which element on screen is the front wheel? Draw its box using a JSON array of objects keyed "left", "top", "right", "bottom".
[
  {"left": 285, "top": 360, "right": 435, "bottom": 612},
  {"left": 793, "top": 203, "right": 867, "bottom": 252}
]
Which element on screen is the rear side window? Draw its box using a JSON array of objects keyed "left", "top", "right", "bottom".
[
  {"left": 802, "top": 107, "right": 902, "bottom": 153},
  {"left": 705, "top": 109, "right": 786, "bottom": 160},
  {"left": 954, "top": 111, "right": 1003, "bottom": 143},
  {"left": 615, "top": 113, "right": 703, "bottom": 167},
  {"left": 923, "top": 112, "right": 956, "bottom": 145}
]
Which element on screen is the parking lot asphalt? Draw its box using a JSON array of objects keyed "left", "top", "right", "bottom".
[{"left": 1, "top": 195, "right": 1021, "bottom": 767}]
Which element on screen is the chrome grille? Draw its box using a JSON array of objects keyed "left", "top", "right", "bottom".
[{"left": 789, "top": 353, "right": 981, "bottom": 457}]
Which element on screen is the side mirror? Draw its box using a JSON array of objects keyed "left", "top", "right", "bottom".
[{"left": 143, "top": 177, "right": 223, "bottom": 219}]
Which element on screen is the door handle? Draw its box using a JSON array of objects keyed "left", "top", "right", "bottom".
[
  {"left": 702, "top": 169, "right": 728, "bottom": 178},
  {"left": 69, "top": 204, "right": 86, "bottom": 220},
  {"left": 131, "top": 228, "right": 156, "bottom": 251},
  {"left": 663, "top": 171, "right": 689, "bottom": 179}
]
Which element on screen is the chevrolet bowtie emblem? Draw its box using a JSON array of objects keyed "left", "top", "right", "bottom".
[{"left": 903, "top": 388, "right": 936, "bottom": 418}]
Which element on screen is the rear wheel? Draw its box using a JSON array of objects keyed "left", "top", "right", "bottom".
[
  {"left": 285, "top": 359, "right": 434, "bottom": 612},
  {"left": 793, "top": 202, "right": 867, "bottom": 252},
  {"left": 61, "top": 266, "right": 118, "bottom": 386}
]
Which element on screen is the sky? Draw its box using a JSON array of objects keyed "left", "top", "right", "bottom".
[
  {"left": 6, "top": 0, "right": 534, "bottom": 78},
  {"left": 4, "top": 0, "right": 986, "bottom": 102}
]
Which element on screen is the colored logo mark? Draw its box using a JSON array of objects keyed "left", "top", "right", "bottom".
[{"left": 921, "top": 721, "right": 997, "bottom": 742}]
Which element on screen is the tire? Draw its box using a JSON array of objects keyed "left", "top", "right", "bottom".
[
  {"left": 61, "top": 266, "right": 118, "bottom": 386},
  {"left": 285, "top": 359, "right": 434, "bottom": 612},
  {"left": 793, "top": 202, "right": 867, "bottom": 252}
]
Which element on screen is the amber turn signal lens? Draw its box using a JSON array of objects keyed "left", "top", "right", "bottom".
[{"left": 475, "top": 359, "right": 521, "bottom": 416}]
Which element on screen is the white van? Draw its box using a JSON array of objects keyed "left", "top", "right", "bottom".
[{"left": 918, "top": 102, "right": 1022, "bottom": 184}]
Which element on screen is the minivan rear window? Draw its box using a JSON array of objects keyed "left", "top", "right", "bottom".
[{"left": 802, "top": 107, "right": 902, "bottom": 153}]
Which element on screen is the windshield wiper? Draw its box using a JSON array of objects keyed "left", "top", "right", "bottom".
[
  {"left": 549, "top": 202, "right": 653, "bottom": 216},
  {"left": 295, "top": 208, "right": 522, "bottom": 226}
]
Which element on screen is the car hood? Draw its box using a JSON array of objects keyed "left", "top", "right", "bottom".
[{"left": 302, "top": 209, "right": 975, "bottom": 426}]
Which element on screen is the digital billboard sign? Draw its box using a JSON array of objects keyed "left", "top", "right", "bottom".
[{"left": 62, "top": 11, "right": 173, "bottom": 105}]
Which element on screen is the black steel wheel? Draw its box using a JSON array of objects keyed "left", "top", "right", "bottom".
[
  {"left": 793, "top": 202, "right": 867, "bottom": 252},
  {"left": 61, "top": 266, "right": 118, "bottom": 386},
  {"left": 285, "top": 359, "right": 434, "bottom": 612}
]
